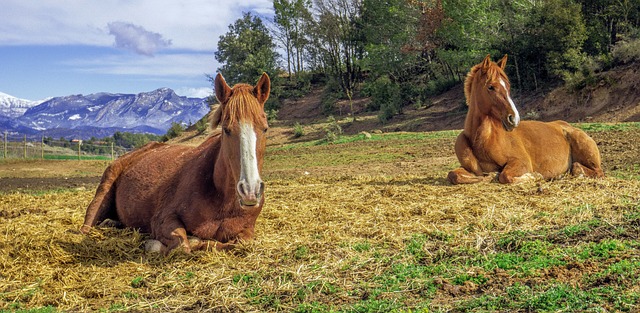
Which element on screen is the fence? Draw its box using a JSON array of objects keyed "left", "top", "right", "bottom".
[{"left": 2, "top": 132, "right": 131, "bottom": 160}]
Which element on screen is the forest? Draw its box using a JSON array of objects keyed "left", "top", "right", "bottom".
[{"left": 214, "top": 0, "right": 640, "bottom": 121}]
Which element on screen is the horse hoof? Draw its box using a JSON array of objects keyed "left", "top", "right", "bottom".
[
  {"left": 144, "top": 240, "right": 164, "bottom": 253},
  {"left": 79, "top": 225, "right": 92, "bottom": 234},
  {"left": 187, "top": 236, "right": 202, "bottom": 246},
  {"left": 98, "top": 219, "right": 124, "bottom": 229}
]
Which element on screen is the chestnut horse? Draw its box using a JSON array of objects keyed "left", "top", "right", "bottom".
[
  {"left": 448, "top": 55, "right": 604, "bottom": 184},
  {"left": 80, "top": 73, "right": 270, "bottom": 253}
]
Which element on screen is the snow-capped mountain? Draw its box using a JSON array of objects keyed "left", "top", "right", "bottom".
[
  {"left": 0, "top": 92, "right": 41, "bottom": 118},
  {"left": 0, "top": 88, "right": 210, "bottom": 139}
]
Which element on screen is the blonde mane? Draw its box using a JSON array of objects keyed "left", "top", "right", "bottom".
[{"left": 210, "top": 84, "right": 265, "bottom": 129}]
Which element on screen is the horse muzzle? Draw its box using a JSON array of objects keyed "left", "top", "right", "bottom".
[
  {"left": 237, "top": 180, "right": 265, "bottom": 207},
  {"left": 502, "top": 114, "right": 519, "bottom": 131}
]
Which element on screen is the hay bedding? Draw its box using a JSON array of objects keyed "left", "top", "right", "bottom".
[{"left": 0, "top": 130, "right": 639, "bottom": 312}]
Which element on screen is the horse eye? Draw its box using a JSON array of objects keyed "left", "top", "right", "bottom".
[
  {"left": 223, "top": 127, "right": 231, "bottom": 135},
  {"left": 263, "top": 127, "right": 269, "bottom": 134},
  {"left": 488, "top": 85, "right": 495, "bottom": 91}
]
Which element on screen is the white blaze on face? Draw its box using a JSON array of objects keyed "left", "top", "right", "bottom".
[
  {"left": 500, "top": 79, "right": 521, "bottom": 126},
  {"left": 238, "top": 122, "right": 262, "bottom": 202}
]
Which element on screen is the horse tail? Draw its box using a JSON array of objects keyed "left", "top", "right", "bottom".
[
  {"left": 80, "top": 163, "right": 122, "bottom": 233},
  {"left": 80, "top": 141, "right": 166, "bottom": 234}
]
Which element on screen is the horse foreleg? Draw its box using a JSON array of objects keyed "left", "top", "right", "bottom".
[
  {"left": 144, "top": 235, "right": 204, "bottom": 254},
  {"left": 448, "top": 168, "right": 495, "bottom": 184},
  {"left": 449, "top": 134, "right": 493, "bottom": 184},
  {"left": 190, "top": 239, "right": 237, "bottom": 251},
  {"left": 147, "top": 236, "right": 236, "bottom": 252},
  {"left": 499, "top": 159, "right": 541, "bottom": 184},
  {"left": 150, "top": 219, "right": 192, "bottom": 255}
]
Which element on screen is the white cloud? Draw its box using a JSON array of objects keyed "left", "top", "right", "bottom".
[
  {"left": 65, "top": 52, "right": 217, "bottom": 77},
  {"left": 108, "top": 22, "right": 171, "bottom": 56},
  {"left": 0, "top": 0, "right": 274, "bottom": 99},
  {"left": 0, "top": 0, "right": 274, "bottom": 51},
  {"left": 176, "top": 87, "right": 212, "bottom": 98}
]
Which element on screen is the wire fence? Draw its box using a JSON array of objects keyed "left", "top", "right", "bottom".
[{"left": 1, "top": 132, "right": 132, "bottom": 160}]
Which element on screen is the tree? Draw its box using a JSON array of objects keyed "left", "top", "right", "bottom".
[
  {"left": 361, "top": 0, "right": 419, "bottom": 81},
  {"left": 273, "top": 0, "right": 313, "bottom": 76},
  {"left": 313, "top": 0, "right": 364, "bottom": 120},
  {"left": 214, "top": 12, "right": 279, "bottom": 85},
  {"left": 511, "top": 0, "right": 587, "bottom": 88},
  {"left": 437, "top": 0, "right": 501, "bottom": 82}
]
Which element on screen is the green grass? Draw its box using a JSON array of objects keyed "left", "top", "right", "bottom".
[
  {"left": 269, "top": 130, "right": 459, "bottom": 152},
  {"left": 43, "top": 154, "right": 111, "bottom": 160},
  {"left": 301, "top": 210, "right": 639, "bottom": 312},
  {"left": 0, "top": 306, "right": 57, "bottom": 313},
  {"left": 576, "top": 122, "right": 640, "bottom": 132}
]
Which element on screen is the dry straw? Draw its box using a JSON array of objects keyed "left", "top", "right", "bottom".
[{"left": 1, "top": 129, "right": 639, "bottom": 311}]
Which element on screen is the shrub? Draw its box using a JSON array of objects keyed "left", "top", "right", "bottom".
[
  {"left": 161, "top": 122, "right": 185, "bottom": 142},
  {"left": 321, "top": 78, "right": 343, "bottom": 116},
  {"left": 367, "top": 76, "right": 401, "bottom": 122},
  {"left": 321, "top": 90, "right": 339, "bottom": 116},
  {"left": 612, "top": 38, "right": 640, "bottom": 65},
  {"left": 426, "top": 78, "right": 458, "bottom": 97},
  {"left": 267, "top": 109, "right": 279, "bottom": 122},
  {"left": 324, "top": 116, "right": 342, "bottom": 143},
  {"left": 194, "top": 118, "right": 208, "bottom": 134},
  {"left": 280, "top": 74, "right": 312, "bottom": 99},
  {"left": 293, "top": 122, "right": 304, "bottom": 138}
]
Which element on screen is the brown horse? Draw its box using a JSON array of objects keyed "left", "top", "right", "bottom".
[
  {"left": 80, "top": 73, "right": 270, "bottom": 253},
  {"left": 448, "top": 55, "right": 604, "bottom": 184}
]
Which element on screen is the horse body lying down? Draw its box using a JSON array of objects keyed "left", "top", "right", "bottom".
[
  {"left": 448, "top": 55, "right": 604, "bottom": 184},
  {"left": 81, "top": 73, "right": 270, "bottom": 253}
]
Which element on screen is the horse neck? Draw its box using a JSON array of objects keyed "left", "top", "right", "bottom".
[
  {"left": 212, "top": 144, "right": 237, "bottom": 204},
  {"left": 464, "top": 96, "right": 503, "bottom": 141}
]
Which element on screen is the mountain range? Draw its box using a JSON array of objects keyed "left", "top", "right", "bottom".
[{"left": 0, "top": 88, "right": 210, "bottom": 139}]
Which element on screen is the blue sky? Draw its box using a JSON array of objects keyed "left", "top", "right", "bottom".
[{"left": 0, "top": 0, "right": 274, "bottom": 101}]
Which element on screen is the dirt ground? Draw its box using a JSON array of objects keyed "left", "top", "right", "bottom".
[{"left": 0, "top": 160, "right": 107, "bottom": 193}]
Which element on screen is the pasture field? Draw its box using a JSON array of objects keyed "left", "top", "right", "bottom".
[{"left": 1, "top": 123, "right": 640, "bottom": 312}]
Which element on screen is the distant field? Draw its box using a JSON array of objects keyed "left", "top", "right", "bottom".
[{"left": 0, "top": 124, "right": 639, "bottom": 312}]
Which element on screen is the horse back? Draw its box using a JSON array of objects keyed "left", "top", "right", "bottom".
[
  {"left": 81, "top": 141, "right": 167, "bottom": 232},
  {"left": 112, "top": 142, "right": 196, "bottom": 231}
]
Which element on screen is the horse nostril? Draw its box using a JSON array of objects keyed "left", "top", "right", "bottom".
[
  {"left": 258, "top": 181, "right": 265, "bottom": 197},
  {"left": 507, "top": 114, "right": 515, "bottom": 125},
  {"left": 237, "top": 181, "right": 247, "bottom": 197}
]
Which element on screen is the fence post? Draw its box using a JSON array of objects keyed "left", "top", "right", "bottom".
[
  {"left": 111, "top": 142, "right": 114, "bottom": 160},
  {"left": 23, "top": 134, "right": 27, "bottom": 159},
  {"left": 3, "top": 132, "right": 6, "bottom": 159},
  {"left": 41, "top": 135, "right": 44, "bottom": 160},
  {"left": 77, "top": 140, "right": 82, "bottom": 160}
]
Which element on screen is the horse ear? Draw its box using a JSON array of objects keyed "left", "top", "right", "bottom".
[
  {"left": 254, "top": 73, "right": 271, "bottom": 106},
  {"left": 209, "top": 104, "right": 223, "bottom": 129},
  {"left": 215, "top": 73, "right": 232, "bottom": 105},
  {"left": 481, "top": 54, "right": 492, "bottom": 71},
  {"left": 497, "top": 54, "right": 508, "bottom": 69}
]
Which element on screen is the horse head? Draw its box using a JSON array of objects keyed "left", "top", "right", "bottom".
[
  {"left": 211, "top": 73, "right": 270, "bottom": 207},
  {"left": 465, "top": 54, "right": 520, "bottom": 131}
]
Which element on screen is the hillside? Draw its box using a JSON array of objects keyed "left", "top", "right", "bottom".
[
  {"left": 170, "top": 62, "right": 639, "bottom": 147},
  {"left": 277, "top": 62, "right": 640, "bottom": 132}
]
